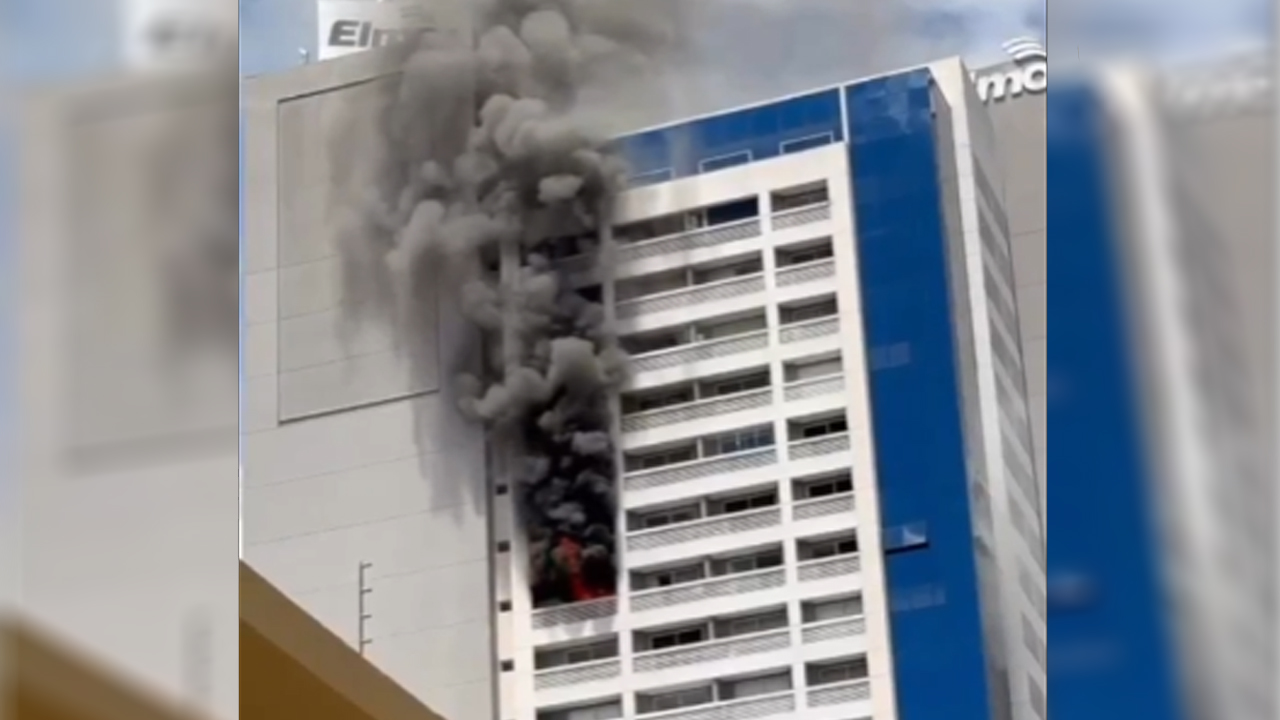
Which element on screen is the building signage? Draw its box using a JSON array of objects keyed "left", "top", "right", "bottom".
[
  {"left": 316, "top": 0, "right": 430, "bottom": 60},
  {"left": 973, "top": 37, "right": 1047, "bottom": 104}
]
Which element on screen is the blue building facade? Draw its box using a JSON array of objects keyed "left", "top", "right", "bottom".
[
  {"left": 1048, "top": 81, "right": 1186, "bottom": 720},
  {"left": 615, "top": 65, "right": 1004, "bottom": 720}
]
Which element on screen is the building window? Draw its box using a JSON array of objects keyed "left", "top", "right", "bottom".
[
  {"left": 802, "top": 594, "right": 863, "bottom": 623},
  {"left": 496, "top": 540, "right": 511, "bottom": 553},
  {"left": 710, "top": 547, "right": 784, "bottom": 576},
  {"left": 498, "top": 600, "right": 512, "bottom": 612},
  {"left": 495, "top": 484, "right": 509, "bottom": 496},
  {"left": 637, "top": 685, "right": 714, "bottom": 715},
  {"left": 795, "top": 472, "right": 853, "bottom": 499},
  {"left": 805, "top": 657, "right": 868, "bottom": 686},
  {"left": 632, "top": 503, "right": 701, "bottom": 531},
  {"left": 776, "top": 238, "right": 834, "bottom": 267},
  {"left": 633, "top": 563, "right": 706, "bottom": 590},
  {"left": 798, "top": 534, "right": 858, "bottom": 561},
  {"left": 771, "top": 182, "right": 830, "bottom": 212},
  {"left": 640, "top": 624, "right": 707, "bottom": 651},
  {"left": 624, "top": 443, "right": 698, "bottom": 472},
  {"left": 780, "top": 297, "right": 838, "bottom": 324},
  {"left": 783, "top": 354, "right": 843, "bottom": 382},
  {"left": 540, "top": 700, "right": 623, "bottom": 720},
  {"left": 715, "top": 608, "right": 788, "bottom": 638},
  {"left": 701, "top": 369, "right": 771, "bottom": 398},
  {"left": 701, "top": 424, "right": 775, "bottom": 457},
  {"left": 709, "top": 488, "right": 778, "bottom": 516},
  {"left": 717, "top": 671, "right": 792, "bottom": 700},
  {"left": 500, "top": 659, "right": 514, "bottom": 672},
  {"left": 869, "top": 342, "right": 912, "bottom": 370},
  {"left": 789, "top": 414, "right": 848, "bottom": 441},
  {"left": 883, "top": 522, "right": 929, "bottom": 553},
  {"left": 536, "top": 638, "right": 620, "bottom": 669}
]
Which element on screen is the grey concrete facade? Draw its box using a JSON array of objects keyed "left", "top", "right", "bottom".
[
  {"left": 241, "top": 51, "right": 496, "bottom": 720},
  {"left": 974, "top": 64, "right": 1047, "bottom": 526}
]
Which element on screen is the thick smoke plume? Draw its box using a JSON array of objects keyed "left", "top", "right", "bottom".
[{"left": 332, "top": 0, "right": 684, "bottom": 606}]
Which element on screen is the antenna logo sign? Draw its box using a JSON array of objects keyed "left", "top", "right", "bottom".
[{"left": 973, "top": 37, "right": 1047, "bottom": 103}]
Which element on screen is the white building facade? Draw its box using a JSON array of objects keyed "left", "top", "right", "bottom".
[{"left": 242, "top": 54, "right": 1047, "bottom": 720}]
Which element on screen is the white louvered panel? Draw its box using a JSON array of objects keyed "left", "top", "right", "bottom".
[
  {"left": 617, "top": 275, "right": 766, "bottom": 319},
  {"left": 627, "top": 507, "right": 782, "bottom": 552},
  {"left": 806, "top": 681, "right": 871, "bottom": 707},
  {"left": 625, "top": 447, "right": 777, "bottom": 492},
  {"left": 631, "top": 568, "right": 786, "bottom": 612},
  {"left": 531, "top": 597, "right": 617, "bottom": 629},
  {"left": 649, "top": 692, "right": 796, "bottom": 720},
  {"left": 633, "top": 629, "right": 790, "bottom": 673},
  {"left": 775, "top": 258, "right": 836, "bottom": 287},
  {"left": 788, "top": 433, "right": 851, "bottom": 460},
  {"left": 771, "top": 203, "right": 832, "bottom": 230},
  {"left": 798, "top": 554, "right": 860, "bottom": 582},
  {"left": 622, "top": 388, "right": 772, "bottom": 433},
  {"left": 620, "top": 219, "right": 762, "bottom": 263},
  {"left": 801, "top": 616, "right": 865, "bottom": 645},
  {"left": 534, "top": 658, "right": 622, "bottom": 689},
  {"left": 793, "top": 493, "right": 854, "bottom": 521},
  {"left": 783, "top": 374, "right": 844, "bottom": 402},
  {"left": 631, "top": 331, "right": 769, "bottom": 373},
  {"left": 779, "top": 317, "right": 839, "bottom": 344}
]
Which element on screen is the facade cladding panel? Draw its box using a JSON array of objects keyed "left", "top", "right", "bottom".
[
  {"left": 1048, "top": 82, "right": 1184, "bottom": 720},
  {"left": 844, "top": 70, "right": 995, "bottom": 720},
  {"left": 241, "top": 55, "right": 496, "bottom": 720}
]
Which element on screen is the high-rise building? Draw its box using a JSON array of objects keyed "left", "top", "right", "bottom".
[{"left": 241, "top": 50, "right": 1048, "bottom": 720}]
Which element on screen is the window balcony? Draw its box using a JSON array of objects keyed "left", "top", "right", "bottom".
[
  {"left": 621, "top": 386, "right": 772, "bottom": 434},
  {"left": 801, "top": 615, "right": 867, "bottom": 645},
  {"left": 638, "top": 691, "right": 796, "bottom": 720},
  {"left": 633, "top": 626, "right": 791, "bottom": 673},
  {"left": 770, "top": 183, "right": 832, "bottom": 232},
  {"left": 627, "top": 505, "right": 783, "bottom": 553},
  {"left": 797, "top": 554, "right": 861, "bottom": 583},
  {"left": 774, "top": 257, "right": 836, "bottom": 288},
  {"left": 631, "top": 565, "right": 787, "bottom": 613},
  {"left": 792, "top": 492, "right": 855, "bottom": 522},
  {"left": 788, "top": 433, "right": 851, "bottom": 460},
  {"left": 805, "top": 680, "right": 871, "bottom": 708},
  {"left": 534, "top": 657, "right": 623, "bottom": 690},
  {"left": 531, "top": 596, "right": 618, "bottom": 630},
  {"left": 617, "top": 217, "right": 763, "bottom": 266},
  {"left": 630, "top": 330, "right": 770, "bottom": 375},
  {"left": 779, "top": 316, "right": 839, "bottom": 344},
  {"left": 782, "top": 373, "right": 845, "bottom": 403},
  {"left": 617, "top": 259, "right": 766, "bottom": 321}
]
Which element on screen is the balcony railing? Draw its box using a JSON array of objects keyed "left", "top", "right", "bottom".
[
  {"left": 797, "top": 553, "right": 861, "bottom": 583},
  {"left": 619, "top": 218, "right": 763, "bottom": 264},
  {"left": 627, "top": 506, "right": 782, "bottom": 552},
  {"left": 622, "top": 387, "right": 772, "bottom": 434},
  {"left": 640, "top": 690, "right": 796, "bottom": 720},
  {"left": 631, "top": 566, "right": 787, "bottom": 612},
  {"left": 617, "top": 274, "right": 766, "bottom": 320},
  {"left": 788, "top": 433, "right": 851, "bottom": 460},
  {"left": 775, "top": 258, "right": 836, "bottom": 288},
  {"left": 630, "top": 331, "right": 769, "bottom": 374},
  {"left": 801, "top": 616, "right": 866, "bottom": 645},
  {"left": 779, "top": 316, "right": 839, "bottom": 344},
  {"left": 531, "top": 596, "right": 618, "bottom": 629},
  {"left": 633, "top": 627, "right": 790, "bottom": 673},
  {"left": 805, "top": 680, "right": 871, "bottom": 708},
  {"left": 534, "top": 658, "right": 622, "bottom": 690},
  {"left": 792, "top": 492, "right": 854, "bottom": 522},
  {"left": 625, "top": 446, "right": 778, "bottom": 493},
  {"left": 771, "top": 203, "right": 832, "bottom": 231},
  {"left": 782, "top": 374, "right": 844, "bottom": 403}
]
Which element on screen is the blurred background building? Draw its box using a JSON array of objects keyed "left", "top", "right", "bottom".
[{"left": 1050, "top": 54, "right": 1275, "bottom": 720}]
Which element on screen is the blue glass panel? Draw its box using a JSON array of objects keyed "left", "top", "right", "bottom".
[
  {"left": 845, "top": 69, "right": 994, "bottom": 720},
  {"left": 699, "top": 151, "right": 752, "bottom": 173},
  {"left": 1048, "top": 81, "right": 1185, "bottom": 720}
]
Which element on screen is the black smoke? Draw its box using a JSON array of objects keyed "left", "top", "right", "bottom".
[{"left": 330, "top": 0, "right": 684, "bottom": 606}]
